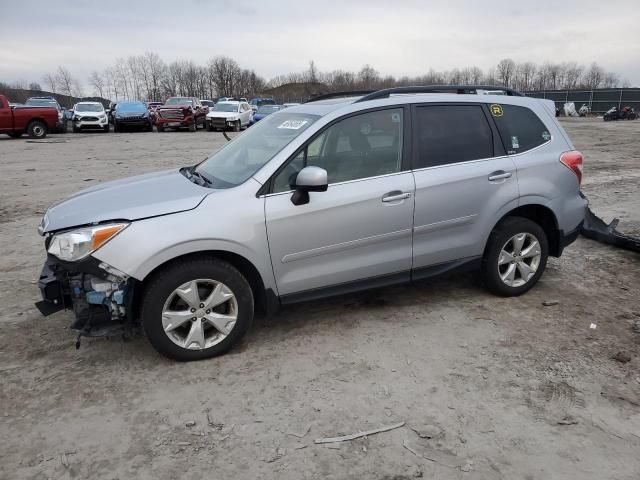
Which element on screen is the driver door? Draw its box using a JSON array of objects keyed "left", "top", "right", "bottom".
[{"left": 264, "top": 107, "right": 415, "bottom": 299}]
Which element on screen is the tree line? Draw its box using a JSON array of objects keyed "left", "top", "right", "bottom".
[{"left": 3, "top": 54, "right": 632, "bottom": 102}]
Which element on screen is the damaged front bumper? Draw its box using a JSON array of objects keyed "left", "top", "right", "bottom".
[{"left": 35, "top": 255, "right": 135, "bottom": 338}]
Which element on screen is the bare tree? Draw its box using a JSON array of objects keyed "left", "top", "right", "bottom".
[
  {"left": 602, "top": 72, "right": 619, "bottom": 88},
  {"left": 43, "top": 73, "right": 57, "bottom": 93},
  {"left": 56, "top": 66, "right": 76, "bottom": 98},
  {"left": 28, "top": 81, "right": 42, "bottom": 91},
  {"left": 582, "top": 63, "right": 605, "bottom": 89},
  {"left": 496, "top": 58, "right": 516, "bottom": 87},
  {"left": 88, "top": 71, "right": 106, "bottom": 98}
]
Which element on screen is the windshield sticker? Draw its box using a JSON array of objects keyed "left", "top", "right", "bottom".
[
  {"left": 490, "top": 104, "right": 503, "bottom": 116},
  {"left": 511, "top": 136, "right": 520, "bottom": 149},
  {"left": 360, "top": 122, "right": 372, "bottom": 135},
  {"left": 542, "top": 131, "right": 551, "bottom": 141},
  {"left": 278, "top": 120, "right": 308, "bottom": 130},
  {"left": 391, "top": 112, "right": 401, "bottom": 123}
]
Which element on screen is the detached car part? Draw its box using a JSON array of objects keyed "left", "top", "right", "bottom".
[{"left": 581, "top": 206, "right": 640, "bottom": 253}]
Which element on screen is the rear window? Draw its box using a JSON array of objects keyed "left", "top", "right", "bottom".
[
  {"left": 490, "top": 104, "right": 551, "bottom": 154},
  {"left": 414, "top": 105, "right": 494, "bottom": 168}
]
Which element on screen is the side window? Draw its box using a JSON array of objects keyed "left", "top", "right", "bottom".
[
  {"left": 491, "top": 104, "right": 551, "bottom": 154},
  {"left": 414, "top": 105, "right": 494, "bottom": 169},
  {"left": 272, "top": 108, "right": 404, "bottom": 193}
]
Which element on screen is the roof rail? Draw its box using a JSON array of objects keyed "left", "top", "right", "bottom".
[
  {"left": 305, "top": 90, "right": 375, "bottom": 103},
  {"left": 355, "top": 85, "right": 525, "bottom": 102}
]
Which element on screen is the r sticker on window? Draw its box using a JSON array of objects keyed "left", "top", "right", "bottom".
[
  {"left": 511, "top": 136, "right": 520, "bottom": 149},
  {"left": 490, "top": 104, "right": 503, "bottom": 117},
  {"left": 542, "top": 131, "right": 551, "bottom": 141},
  {"left": 278, "top": 120, "right": 308, "bottom": 130},
  {"left": 391, "top": 112, "right": 401, "bottom": 123}
]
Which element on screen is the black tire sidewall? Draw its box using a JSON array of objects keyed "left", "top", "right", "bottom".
[
  {"left": 141, "top": 258, "right": 254, "bottom": 361},
  {"left": 28, "top": 121, "right": 47, "bottom": 138},
  {"left": 482, "top": 217, "right": 549, "bottom": 296}
]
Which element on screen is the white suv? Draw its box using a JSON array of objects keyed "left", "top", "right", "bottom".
[
  {"left": 72, "top": 102, "right": 109, "bottom": 133},
  {"left": 206, "top": 101, "right": 253, "bottom": 131}
]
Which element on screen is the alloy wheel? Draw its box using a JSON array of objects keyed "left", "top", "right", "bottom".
[
  {"left": 497, "top": 233, "right": 542, "bottom": 287},
  {"left": 161, "top": 279, "right": 238, "bottom": 350}
]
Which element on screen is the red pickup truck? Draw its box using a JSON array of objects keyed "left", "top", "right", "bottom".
[
  {"left": 0, "top": 95, "right": 58, "bottom": 139},
  {"left": 156, "top": 97, "right": 208, "bottom": 132}
]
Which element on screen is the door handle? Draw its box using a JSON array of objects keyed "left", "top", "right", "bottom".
[
  {"left": 382, "top": 191, "right": 411, "bottom": 202},
  {"left": 488, "top": 171, "right": 512, "bottom": 181}
]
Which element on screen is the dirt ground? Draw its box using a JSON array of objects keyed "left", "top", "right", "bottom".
[{"left": 1, "top": 118, "right": 639, "bottom": 480}]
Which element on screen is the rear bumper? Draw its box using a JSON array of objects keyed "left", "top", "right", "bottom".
[{"left": 560, "top": 222, "right": 582, "bottom": 249}]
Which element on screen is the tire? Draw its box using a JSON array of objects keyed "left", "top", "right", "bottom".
[
  {"left": 481, "top": 216, "right": 548, "bottom": 297},
  {"left": 27, "top": 120, "right": 48, "bottom": 139},
  {"left": 141, "top": 257, "right": 254, "bottom": 361},
  {"left": 188, "top": 122, "right": 196, "bottom": 132},
  {"left": 8, "top": 132, "right": 22, "bottom": 138},
  {"left": 103, "top": 125, "right": 110, "bottom": 133},
  {"left": 206, "top": 121, "right": 213, "bottom": 132},
  {"left": 233, "top": 121, "right": 240, "bottom": 132},
  {"left": 157, "top": 124, "right": 164, "bottom": 132},
  {"left": 147, "top": 122, "right": 153, "bottom": 132}
]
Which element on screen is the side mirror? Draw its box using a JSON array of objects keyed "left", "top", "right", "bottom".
[{"left": 291, "top": 166, "right": 328, "bottom": 206}]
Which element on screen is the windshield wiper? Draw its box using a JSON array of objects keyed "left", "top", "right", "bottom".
[{"left": 180, "top": 166, "right": 212, "bottom": 187}]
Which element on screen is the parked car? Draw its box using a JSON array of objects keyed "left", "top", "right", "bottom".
[
  {"left": 113, "top": 101, "right": 153, "bottom": 132},
  {"left": 8, "top": 102, "right": 23, "bottom": 107},
  {"left": 71, "top": 102, "right": 109, "bottom": 133},
  {"left": 201, "top": 100, "right": 216, "bottom": 108},
  {"left": 25, "top": 96, "right": 67, "bottom": 133},
  {"left": 249, "top": 104, "right": 284, "bottom": 125},
  {"left": 156, "top": 97, "right": 207, "bottom": 132},
  {"left": 35, "top": 86, "right": 586, "bottom": 361},
  {"left": 205, "top": 100, "right": 253, "bottom": 131},
  {"left": 283, "top": 102, "right": 301, "bottom": 108},
  {"left": 146, "top": 101, "right": 163, "bottom": 110},
  {"left": 249, "top": 97, "right": 276, "bottom": 112},
  {"left": 0, "top": 94, "right": 58, "bottom": 138}
]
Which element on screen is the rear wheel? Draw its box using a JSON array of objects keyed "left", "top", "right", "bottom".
[
  {"left": 141, "top": 257, "right": 254, "bottom": 361},
  {"left": 27, "top": 121, "right": 47, "bottom": 139},
  {"left": 481, "top": 217, "right": 548, "bottom": 296}
]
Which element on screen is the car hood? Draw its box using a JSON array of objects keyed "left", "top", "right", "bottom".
[
  {"left": 76, "top": 111, "right": 105, "bottom": 117},
  {"left": 206, "top": 111, "right": 239, "bottom": 119},
  {"left": 40, "top": 169, "right": 210, "bottom": 233}
]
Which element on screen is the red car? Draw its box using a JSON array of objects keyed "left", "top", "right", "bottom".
[
  {"left": 156, "top": 97, "right": 208, "bottom": 132},
  {"left": 0, "top": 95, "right": 59, "bottom": 139}
]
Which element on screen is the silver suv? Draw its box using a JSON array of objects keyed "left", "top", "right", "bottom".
[{"left": 36, "top": 86, "right": 586, "bottom": 361}]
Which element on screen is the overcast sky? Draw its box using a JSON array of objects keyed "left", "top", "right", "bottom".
[{"left": 1, "top": 0, "right": 639, "bottom": 89}]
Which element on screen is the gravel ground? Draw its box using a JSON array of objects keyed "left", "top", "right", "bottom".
[{"left": 1, "top": 118, "right": 639, "bottom": 480}]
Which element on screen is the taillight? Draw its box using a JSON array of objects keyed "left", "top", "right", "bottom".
[{"left": 560, "top": 150, "right": 583, "bottom": 185}]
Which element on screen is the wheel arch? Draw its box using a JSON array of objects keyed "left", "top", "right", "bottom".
[
  {"left": 137, "top": 250, "right": 277, "bottom": 318},
  {"left": 489, "top": 203, "right": 561, "bottom": 257}
]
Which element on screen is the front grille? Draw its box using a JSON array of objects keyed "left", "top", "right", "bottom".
[
  {"left": 81, "top": 116, "right": 99, "bottom": 121},
  {"left": 160, "top": 109, "right": 184, "bottom": 120},
  {"left": 209, "top": 117, "right": 227, "bottom": 127},
  {"left": 119, "top": 115, "right": 144, "bottom": 121}
]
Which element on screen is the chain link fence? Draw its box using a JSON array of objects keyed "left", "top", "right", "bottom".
[{"left": 524, "top": 88, "right": 640, "bottom": 114}]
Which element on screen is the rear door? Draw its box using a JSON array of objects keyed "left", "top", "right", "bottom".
[
  {"left": 0, "top": 97, "right": 12, "bottom": 132},
  {"left": 264, "top": 107, "right": 415, "bottom": 298},
  {"left": 411, "top": 103, "right": 519, "bottom": 275}
]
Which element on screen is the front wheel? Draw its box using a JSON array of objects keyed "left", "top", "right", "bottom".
[
  {"left": 156, "top": 124, "right": 164, "bottom": 132},
  {"left": 103, "top": 125, "right": 110, "bottom": 133},
  {"left": 481, "top": 217, "right": 548, "bottom": 297},
  {"left": 27, "top": 120, "right": 48, "bottom": 139},
  {"left": 188, "top": 122, "right": 197, "bottom": 132},
  {"left": 233, "top": 121, "right": 240, "bottom": 132},
  {"left": 141, "top": 257, "right": 254, "bottom": 361}
]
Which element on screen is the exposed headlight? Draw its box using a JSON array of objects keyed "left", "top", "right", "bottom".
[{"left": 47, "top": 223, "right": 128, "bottom": 262}]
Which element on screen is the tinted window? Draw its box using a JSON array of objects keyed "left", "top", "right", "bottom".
[
  {"left": 273, "top": 108, "right": 403, "bottom": 192},
  {"left": 491, "top": 104, "right": 550, "bottom": 154},
  {"left": 414, "top": 105, "right": 493, "bottom": 168}
]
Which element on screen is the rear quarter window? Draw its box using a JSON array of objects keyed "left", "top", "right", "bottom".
[{"left": 491, "top": 104, "right": 551, "bottom": 154}]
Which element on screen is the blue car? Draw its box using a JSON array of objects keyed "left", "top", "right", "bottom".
[{"left": 249, "top": 105, "right": 284, "bottom": 126}]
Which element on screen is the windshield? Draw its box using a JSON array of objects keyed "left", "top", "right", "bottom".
[
  {"left": 165, "top": 97, "right": 193, "bottom": 106},
  {"left": 213, "top": 103, "right": 239, "bottom": 112},
  {"left": 26, "top": 99, "right": 59, "bottom": 110},
  {"left": 75, "top": 104, "right": 104, "bottom": 112},
  {"left": 196, "top": 112, "right": 319, "bottom": 188},
  {"left": 116, "top": 102, "right": 146, "bottom": 113},
  {"left": 257, "top": 105, "right": 281, "bottom": 114},
  {"left": 201, "top": 100, "right": 215, "bottom": 107}
]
